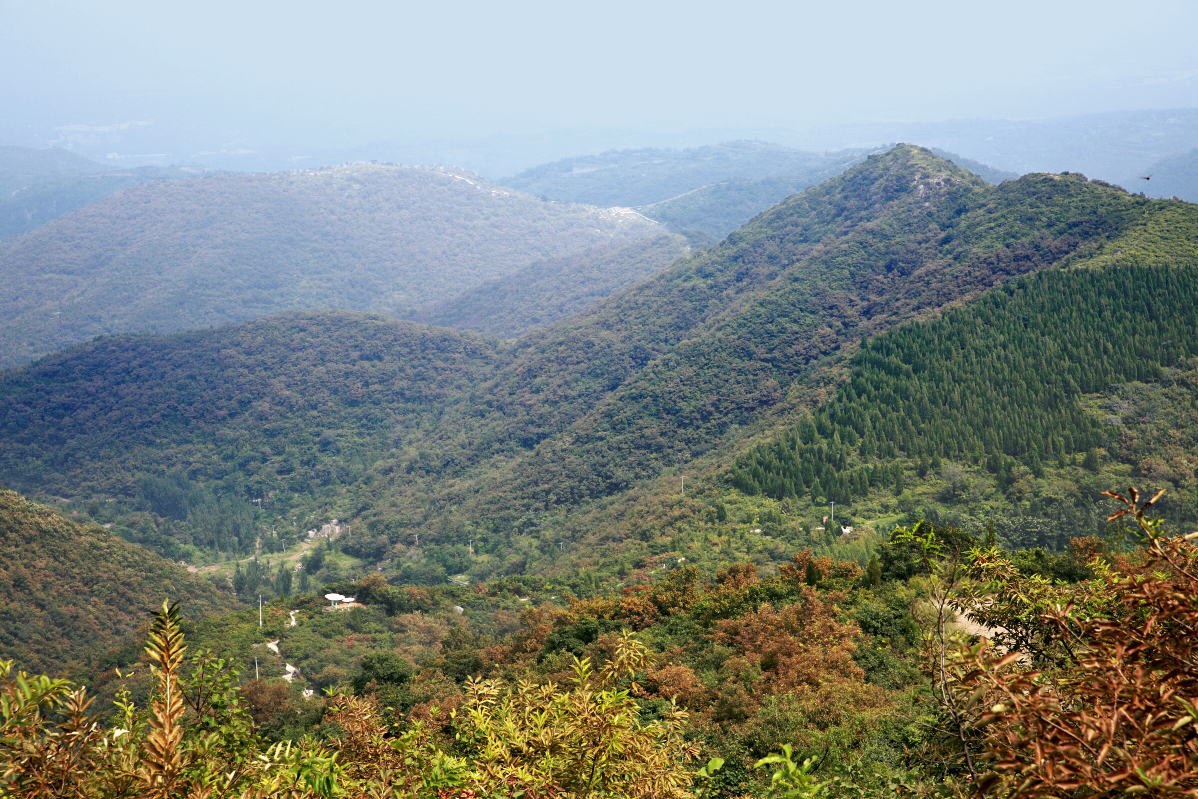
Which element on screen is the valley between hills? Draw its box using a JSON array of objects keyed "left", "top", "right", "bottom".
[{"left": 2, "top": 143, "right": 1198, "bottom": 797}]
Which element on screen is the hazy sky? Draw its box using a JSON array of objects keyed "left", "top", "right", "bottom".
[{"left": 3, "top": 0, "right": 1197, "bottom": 169}]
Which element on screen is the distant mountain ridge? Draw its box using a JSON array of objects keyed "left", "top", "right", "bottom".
[
  {"left": 500, "top": 140, "right": 868, "bottom": 207},
  {"left": 0, "top": 163, "right": 658, "bottom": 367},
  {"left": 0, "top": 146, "right": 112, "bottom": 175},
  {"left": 0, "top": 145, "right": 214, "bottom": 239},
  {"left": 815, "top": 108, "right": 1198, "bottom": 182},
  {"left": 636, "top": 174, "right": 848, "bottom": 239},
  {"left": 927, "top": 148, "right": 1019, "bottom": 184},
  {"left": 504, "top": 141, "right": 1016, "bottom": 239}
]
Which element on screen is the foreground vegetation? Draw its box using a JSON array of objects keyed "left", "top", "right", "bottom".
[{"left": 4, "top": 486, "right": 1195, "bottom": 797}]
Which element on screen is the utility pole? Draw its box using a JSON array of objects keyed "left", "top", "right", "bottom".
[
  {"left": 681, "top": 475, "right": 684, "bottom": 496},
  {"left": 255, "top": 657, "right": 259, "bottom": 680},
  {"left": 259, "top": 595, "right": 263, "bottom": 627},
  {"left": 830, "top": 502, "right": 835, "bottom": 523}
]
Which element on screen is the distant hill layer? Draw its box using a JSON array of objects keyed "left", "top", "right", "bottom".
[
  {"left": 501, "top": 140, "right": 868, "bottom": 207},
  {"left": 1125, "top": 148, "right": 1198, "bottom": 203},
  {"left": 416, "top": 233, "right": 692, "bottom": 337},
  {"left": 0, "top": 146, "right": 112, "bottom": 175},
  {"left": 637, "top": 175, "right": 846, "bottom": 239},
  {"left": 927, "top": 149, "right": 1019, "bottom": 184},
  {"left": 505, "top": 142, "right": 1015, "bottom": 240},
  {"left": 0, "top": 163, "right": 658, "bottom": 367},
  {"left": 3, "top": 146, "right": 1196, "bottom": 587},
  {"left": 0, "top": 490, "right": 239, "bottom": 676},
  {"left": 0, "top": 145, "right": 212, "bottom": 239}
]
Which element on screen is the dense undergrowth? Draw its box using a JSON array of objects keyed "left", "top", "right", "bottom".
[{"left": 4, "top": 487, "right": 1196, "bottom": 797}]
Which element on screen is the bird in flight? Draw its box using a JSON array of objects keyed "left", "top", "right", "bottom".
[{"left": 1141, "top": 174, "right": 1154, "bottom": 180}]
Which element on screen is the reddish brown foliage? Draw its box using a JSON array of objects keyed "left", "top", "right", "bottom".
[
  {"left": 970, "top": 498, "right": 1198, "bottom": 797},
  {"left": 716, "top": 562, "right": 759, "bottom": 590},
  {"left": 618, "top": 586, "right": 661, "bottom": 630},
  {"left": 713, "top": 587, "right": 864, "bottom": 697},
  {"left": 646, "top": 663, "right": 706, "bottom": 710},
  {"left": 508, "top": 606, "right": 555, "bottom": 656},
  {"left": 778, "top": 550, "right": 863, "bottom": 586},
  {"left": 239, "top": 679, "right": 293, "bottom": 726}
]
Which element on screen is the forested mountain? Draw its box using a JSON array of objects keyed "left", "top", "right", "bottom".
[
  {"left": 0, "top": 145, "right": 211, "bottom": 239},
  {"left": 416, "top": 233, "right": 692, "bottom": 337},
  {"left": 438, "top": 149, "right": 1175, "bottom": 518},
  {"left": 0, "top": 490, "right": 239, "bottom": 675},
  {"left": 1125, "top": 147, "right": 1198, "bottom": 202},
  {"left": 731, "top": 262, "right": 1198, "bottom": 545},
  {"left": 2, "top": 146, "right": 1196, "bottom": 590},
  {"left": 0, "top": 163, "right": 657, "bottom": 367},
  {"left": 500, "top": 140, "right": 868, "bottom": 207},
  {"left": 0, "top": 311, "right": 504, "bottom": 558}
]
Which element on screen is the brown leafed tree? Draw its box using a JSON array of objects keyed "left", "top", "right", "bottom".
[{"left": 969, "top": 488, "right": 1198, "bottom": 798}]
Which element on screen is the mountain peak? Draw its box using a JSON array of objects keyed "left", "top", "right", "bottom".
[
  {"left": 730, "top": 143, "right": 987, "bottom": 245},
  {"left": 838, "top": 142, "right": 990, "bottom": 201}
]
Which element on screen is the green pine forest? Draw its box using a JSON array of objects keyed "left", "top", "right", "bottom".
[{"left": 731, "top": 263, "right": 1198, "bottom": 540}]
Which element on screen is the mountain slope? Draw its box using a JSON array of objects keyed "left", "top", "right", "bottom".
[
  {"left": 0, "top": 490, "right": 239, "bottom": 675},
  {"left": 0, "top": 163, "right": 658, "bottom": 367},
  {"left": 416, "top": 233, "right": 692, "bottom": 337},
  {"left": 455, "top": 149, "right": 1135, "bottom": 494},
  {"left": 0, "top": 311, "right": 503, "bottom": 504},
  {"left": 731, "top": 261, "right": 1198, "bottom": 538},
  {"left": 0, "top": 146, "right": 113, "bottom": 176},
  {"left": 637, "top": 174, "right": 846, "bottom": 239},
  {"left": 501, "top": 141, "right": 867, "bottom": 207}
]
